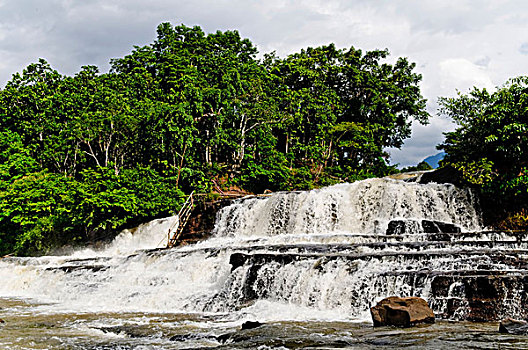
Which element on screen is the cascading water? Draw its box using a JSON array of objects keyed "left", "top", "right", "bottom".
[
  {"left": 212, "top": 178, "right": 481, "bottom": 237},
  {"left": 1, "top": 178, "right": 527, "bottom": 349}
]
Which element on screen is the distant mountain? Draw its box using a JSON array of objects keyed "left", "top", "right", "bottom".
[{"left": 423, "top": 152, "right": 446, "bottom": 169}]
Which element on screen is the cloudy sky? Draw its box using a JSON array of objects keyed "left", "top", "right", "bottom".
[{"left": 1, "top": 0, "right": 527, "bottom": 166}]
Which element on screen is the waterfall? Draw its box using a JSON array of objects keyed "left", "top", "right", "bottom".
[
  {"left": 0, "top": 178, "right": 526, "bottom": 325},
  {"left": 212, "top": 178, "right": 481, "bottom": 237}
]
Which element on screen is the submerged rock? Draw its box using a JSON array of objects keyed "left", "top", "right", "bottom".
[
  {"left": 370, "top": 296, "right": 435, "bottom": 327},
  {"left": 498, "top": 318, "right": 528, "bottom": 335},
  {"left": 216, "top": 321, "right": 265, "bottom": 344},
  {"left": 169, "top": 333, "right": 217, "bottom": 342},
  {"left": 96, "top": 325, "right": 151, "bottom": 338}
]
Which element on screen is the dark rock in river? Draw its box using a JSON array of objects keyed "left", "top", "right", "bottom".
[
  {"left": 385, "top": 220, "right": 419, "bottom": 235},
  {"left": 215, "top": 321, "right": 265, "bottom": 344},
  {"left": 170, "top": 333, "right": 217, "bottom": 342},
  {"left": 421, "top": 220, "right": 461, "bottom": 234},
  {"left": 241, "top": 320, "right": 263, "bottom": 330},
  {"left": 216, "top": 332, "right": 233, "bottom": 343},
  {"left": 230, "top": 252, "right": 248, "bottom": 271},
  {"left": 385, "top": 219, "right": 461, "bottom": 235},
  {"left": 418, "top": 166, "right": 463, "bottom": 185},
  {"left": 370, "top": 296, "right": 435, "bottom": 327},
  {"left": 499, "top": 318, "right": 528, "bottom": 335}
]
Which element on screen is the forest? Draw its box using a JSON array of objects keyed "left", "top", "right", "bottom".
[{"left": 0, "top": 22, "right": 526, "bottom": 256}]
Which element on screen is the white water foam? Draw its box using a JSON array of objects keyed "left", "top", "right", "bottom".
[
  {"left": 102, "top": 216, "right": 178, "bottom": 255},
  {"left": 67, "top": 216, "right": 178, "bottom": 259},
  {"left": 212, "top": 178, "right": 481, "bottom": 238},
  {"left": 0, "top": 178, "right": 489, "bottom": 320}
]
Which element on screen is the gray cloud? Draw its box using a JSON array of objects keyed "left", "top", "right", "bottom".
[
  {"left": 1, "top": 0, "right": 528, "bottom": 166},
  {"left": 519, "top": 42, "right": 528, "bottom": 55},
  {"left": 388, "top": 116, "right": 455, "bottom": 166},
  {"left": 474, "top": 56, "right": 491, "bottom": 67}
]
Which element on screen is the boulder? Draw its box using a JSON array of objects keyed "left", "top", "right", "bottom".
[
  {"left": 418, "top": 165, "right": 463, "bottom": 185},
  {"left": 241, "top": 320, "right": 263, "bottom": 330},
  {"left": 386, "top": 220, "right": 420, "bottom": 235},
  {"left": 370, "top": 296, "right": 435, "bottom": 327},
  {"left": 499, "top": 318, "right": 528, "bottom": 335},
  {"left": 385, "top": 219, "right": 461, "bottom": 235},
  {"left": 422, "top": 220, "right": 461, "bottom": 234}
]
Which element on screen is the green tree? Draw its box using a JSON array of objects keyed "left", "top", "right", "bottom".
[
  {"left": 400, "top": 161, "right": 432, "bottom": 173},
  {"left": 438, "top": 77, "right": 528, "bottom": 227},
  {"left": 270, "top": 45, "right": 428, "bottom": 185}
]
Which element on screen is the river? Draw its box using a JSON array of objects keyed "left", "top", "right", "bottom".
[{"left": 0, "top": 178, "right": 527, "bottom": 349}]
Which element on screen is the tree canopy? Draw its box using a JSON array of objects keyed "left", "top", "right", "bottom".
[
  {"left": 438, "top": 77, "right": 528, "bottom": 228},
  {"left": 0, "top": 23, "right": 429, "bottom": 255}
]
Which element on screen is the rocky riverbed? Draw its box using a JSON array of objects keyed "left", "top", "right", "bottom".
[{"left": 1, "top": 298, "right": 528, "bottom": 349}]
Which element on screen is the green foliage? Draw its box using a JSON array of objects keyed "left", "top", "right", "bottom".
[
  {"left": 73, "top": 166, "right": 184, "bottom": 238},
  {"left": 496, "top": 208, "right": 528, "bottom": 231},
  {"left": 449, "top": 158, "right": 496, "bottom": 185},
  {"left": 0, "top": 23, "right": 429, "bottom": 255},
  {"left": 0, "top": 167, "right": 184, "bottom": 256},
  {"left": 268, "top": 45, "right": 428, "bottom": 184},
  {"left": 0, "top": 171, "right": 75, "bottom": 255},
  {"left": 438, "top": 77, "right": 528, "bottom": 227},
  {"left": 0, "top": 131, "right": 39, "bottom": 182}
]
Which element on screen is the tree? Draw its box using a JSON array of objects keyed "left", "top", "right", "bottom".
[
  {"left": 400, "top": 161, "right": 432, "bottom": 173},
  {"left": 270, "top": 44, "right": 428, "bottom": 184},
  {"left": 438, "top": 77, "right": 528, "bottom": 227}
]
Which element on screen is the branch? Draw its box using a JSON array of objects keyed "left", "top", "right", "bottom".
[{"left": 83, "top": 141, "right": 102, "bottom": 167}]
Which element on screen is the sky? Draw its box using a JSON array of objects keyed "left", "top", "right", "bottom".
[{"left": 1, "top": 0, "right": 527, "bottom": 166}]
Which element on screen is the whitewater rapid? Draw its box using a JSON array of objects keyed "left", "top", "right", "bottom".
[
  {"left": 213, "top": 178, "right": 481, "bottom": 237},
  {"left": 0, "top": 178, "right": 485, "bottom": 322}
]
